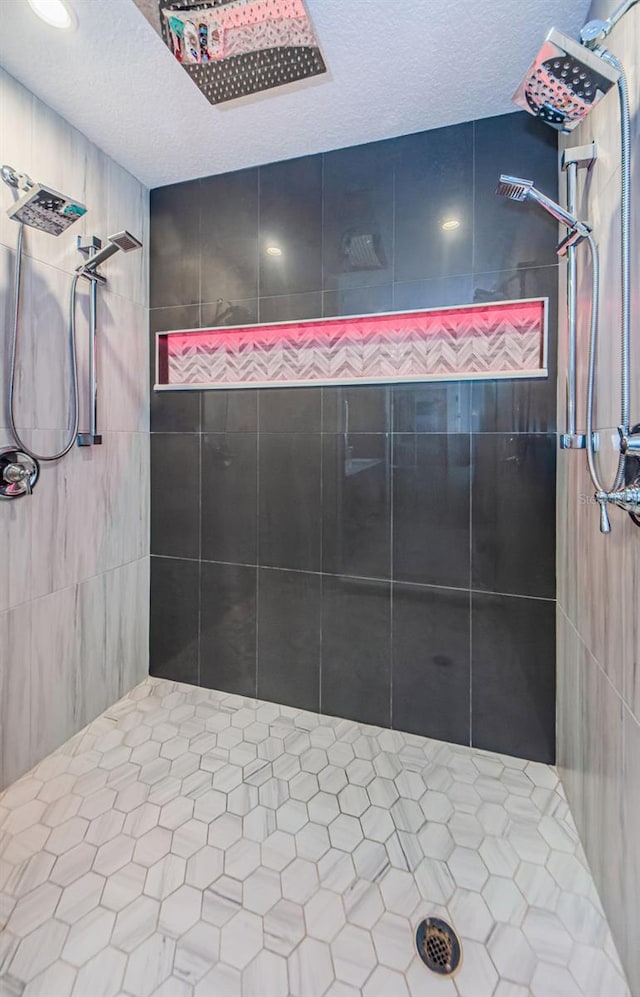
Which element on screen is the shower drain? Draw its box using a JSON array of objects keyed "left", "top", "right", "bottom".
[{"left": 415, "top": 917, "right": 462, "bottom": 977}]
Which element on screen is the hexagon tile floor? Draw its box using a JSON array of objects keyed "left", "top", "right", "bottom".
[{"left": 0, "top": 678, "right": 630, "bottom": 997}]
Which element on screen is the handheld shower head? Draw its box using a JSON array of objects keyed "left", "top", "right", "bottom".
[
  {"left": 494, "top": 176, "right": 535, "bottom": 202},
  {"left": 76, "top": 231, "right": 142, "bottom": 275},
  {"left": 496, "top": 174, "right": 590, "bottom": 237},
  {"left": 512, "top": 27, "right": 619, "bottom": 131}
]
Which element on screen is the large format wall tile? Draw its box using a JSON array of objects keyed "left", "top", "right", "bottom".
[
  {"left": 201, "top": 432, "right": 257, "bottom": 566},
  {"left": 148, "top": 109, "right": 558, "bottom": 763},
  {"left": 257, "top": 567, "right": 321, "bottom": 712},
  {"left": 151, "top": 433, "right": 199, "bottom": 560},
  {"left": 150, "top": 555, "right": 199, "bottom": 686},
  {"left": 202, "top": 389, "right": 257, "bottom": 434},
  {"left": 259, "top": 387, "right": 321, "bottom": 434},
  {"left": 100, "top": 292, "right": 149, "bottom": 433},
  {"left": 258, "top": 433, "right": 322, "bottom": 572},
  {"left": 394, "top": 125, "right": 474, "bottom": 282},
  {"left": 0, "top": 68, "right": 150, "bottom": 790},
  {"left": 556, "top": 9, "right": 640, "bottom": 987},
  {"left": 472, "top": 434, "right": 556, "bottom": 599},
  {"left": 392, "top": 582, "right": 470, "bottom": 746},
  {"left": 259, "top": 155, "right": 322, "bottom": 297},
  {"left": 473, "top": 112, "right": 558, "bottom": 274},
  {"left": 322, "top": 433, "right": 391, "bottom": 580},
  {"left": 106, "top": 556, "right": 150, "bottom": 699},
  {"left": 149, "top": 179, "right": 200, "bottom": 308},
  {"left": 322, "top": 385, "right": 390, "bottom": 434},
  {"left": 0, "top": 602, "right": 32, "bottom": 788},
  {"left": 29, "top": 429, "right": 148, "bottom": 600},
  {"left": 472, "top": 592, "right": 555, "bottom": 763},
  {"left": 200, "top": 561, "right": 257, "bottom": 697},
  {"left": 201, "top": 167, "right": 259, "bottom": 305},
  {"left": 322, "top": 139, "right": 394, "bottom": 292},
  {"left": 393, "top": 434, "right": 471, "bottom": 588},
  {"left": 321, "top": 575, "right": 391, "bottom": 727}
]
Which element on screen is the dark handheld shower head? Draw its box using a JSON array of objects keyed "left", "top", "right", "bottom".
[{"left": 512, "top": 27, "right": 619, "bottom": 131}]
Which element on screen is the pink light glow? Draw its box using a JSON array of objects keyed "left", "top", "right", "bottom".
[{"left": 157, "top": 299, "right": 546, "bottom": 389}]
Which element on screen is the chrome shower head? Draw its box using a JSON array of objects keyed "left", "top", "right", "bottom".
[
  {"left": 495, "top": 176, "right": 535, "bottom": 202},
  {"left": 76, "top": 230, "right": 142, "bottom": 275},
  {"left": 512, "top": 27, "right": 619, "bottom": 132},
  {"left": 2, "top": 166, "right": 86, "bottom": 237},
  {"left": 496, "top": 174, "right": 589, "bottom": 235}
]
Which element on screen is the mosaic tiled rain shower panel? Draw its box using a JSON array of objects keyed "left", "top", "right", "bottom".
[
  {"left": 155, "top": 299, "right": 548, "bottom": 390},
  {"left": 132, "top": 0, "right": 326, "bottom": 103}
]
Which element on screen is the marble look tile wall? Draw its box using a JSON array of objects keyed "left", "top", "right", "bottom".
[
  {"left": 556, "top": 3, "right": 640, "bottom": 992},
  {"left": 0, "top": 68, "right": 150, "bottom": 790}
]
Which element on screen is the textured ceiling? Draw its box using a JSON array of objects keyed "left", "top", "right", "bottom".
[{"left": 0, "top": 0, "right": 591, "bottom": 189}]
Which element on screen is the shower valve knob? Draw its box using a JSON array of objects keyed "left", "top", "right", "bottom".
[
  {"left": 0, "top": 449, "right": 39, "bottom": 499},
  {"left": 618, "top": 426, "right": 640, "bottom": 455}
]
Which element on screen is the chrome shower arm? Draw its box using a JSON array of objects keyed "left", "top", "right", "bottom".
[{"left": 581, "top": 0, "right": 639, "bottom": 46}]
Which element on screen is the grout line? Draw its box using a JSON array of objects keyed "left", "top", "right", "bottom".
[
  {"left": 3, "top": 554, "right": 151, "bottom": 616},
  {"left": 255, "top": 390, "right": 261, "bottom": 698},
  {"left": 318, "top": 392, "right": 324, "bottom": 712},
  {"left": 469, "top": 431, "right": 473, "bottom": 747},
  {"left": 149, "top": 554, "right": 557, "bottom": 603},
  {"left": 257, "top": 166, "right": 262, "bottom": 312},
  {"left": 391, "top": 157, "right": 397, "bottom": 306},
  {"left": 389, "top": 389, "right": 395, "bottom": 729},
  {"left": 471, "top": 119, "right": 476, "bottom": 276},
  {"left": 559, "top": 604, "right": 639, "bottom": 726},
  {"left": 197, "top": 428, "right": 202, "bottom": 687}
]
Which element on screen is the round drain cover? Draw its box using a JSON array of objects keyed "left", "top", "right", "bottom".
[{"left": 415, "top": 917, "right": 462, "bottom": 977}]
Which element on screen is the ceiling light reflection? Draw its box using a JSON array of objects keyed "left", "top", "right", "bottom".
[{"left": 27, "top": 0, "right": 75, "bottom": 29}]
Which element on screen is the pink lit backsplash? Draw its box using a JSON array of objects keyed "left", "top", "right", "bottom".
[{"left": 156, "top": 299, "right": 547, "bottom": 390}]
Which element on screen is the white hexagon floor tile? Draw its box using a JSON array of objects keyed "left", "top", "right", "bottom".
[{"left": 0, "top": 677, "right": 630, "bottom": 997}]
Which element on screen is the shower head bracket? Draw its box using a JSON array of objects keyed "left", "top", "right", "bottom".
[{"left": 561, "top": 142, "right": 597, "bottom": 171}]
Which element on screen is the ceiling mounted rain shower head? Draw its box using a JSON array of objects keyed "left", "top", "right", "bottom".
[
  {"left": 131, "top": 0, "right": 327, "bottom": 106},
  {"left": 512, "top": 27, "right": 619, "bottom": 132}
]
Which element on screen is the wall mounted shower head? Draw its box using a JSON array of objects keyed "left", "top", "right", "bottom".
[
  {"left": 2, "top": 165, "right": 86, "bottom": 237},
  {"left": 512, "top": 27, "right": 619, "bottom": 131},
  {"left": 76, "top": 231, "right": 142, "bottom": 275},
  {"left": 496, "top": 175, "right": 590, "bottom": 238}
]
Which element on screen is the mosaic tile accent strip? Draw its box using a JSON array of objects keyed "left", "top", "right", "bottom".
[
  {"left": 155, "top": 298, "right": 548, "bottom": 391},
  {"left": 0, "top": 677, "right": 629, "bottom": 997}
]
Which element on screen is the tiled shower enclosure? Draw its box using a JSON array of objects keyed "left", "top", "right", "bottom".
[{"left": 150, "top": 112, "right": 558, "bottom": 763}]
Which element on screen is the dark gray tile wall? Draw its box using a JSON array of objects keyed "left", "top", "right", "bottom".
[{"left": 149, "top": 111, "right": 558, "bottom": 763}]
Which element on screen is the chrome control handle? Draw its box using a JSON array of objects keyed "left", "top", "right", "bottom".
[
  {"left": 4, "top": 462, "right": 31, "bottom": 493},
  {"left": 0, "top": 448, "right": 39, "bottom": 499},
  {"left": 618, "top": 425, "right": 640, "bottom": 455},
  {"left": 595, "top": 485, "right": 640, "bottom": 515}
]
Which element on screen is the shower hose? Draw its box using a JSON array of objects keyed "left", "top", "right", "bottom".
[
  {"left": 8, "top": 222, "right": 81, "bottom": 461},
  {"left": 584, "top": 51, "right": 632, "bottom": 531}
]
